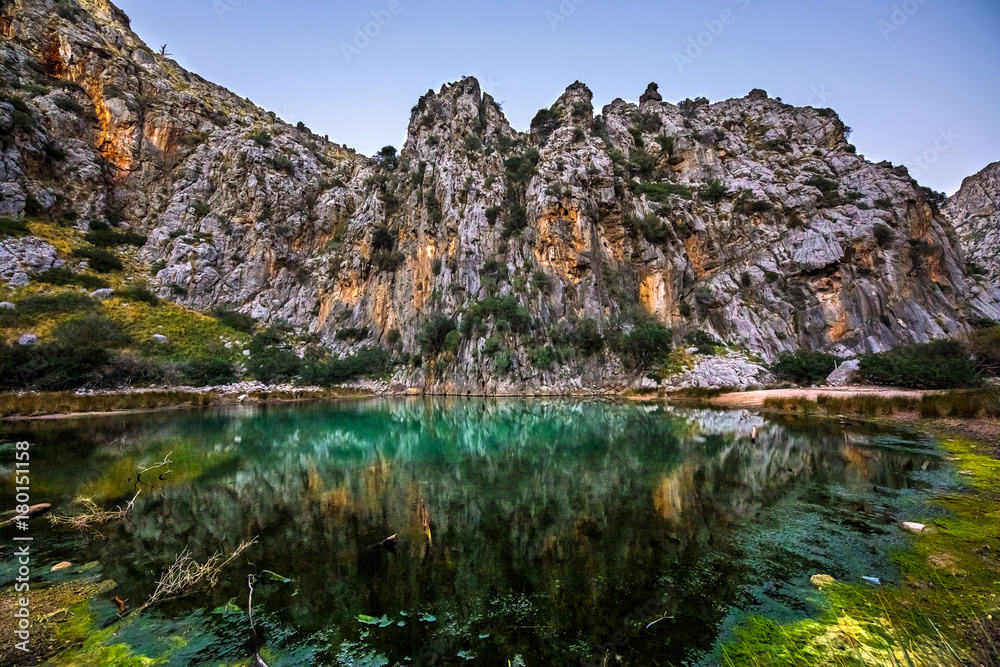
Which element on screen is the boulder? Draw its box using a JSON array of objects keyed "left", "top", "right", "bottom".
[
  {"left": 90, "top": 288, "right": 116, "bottom": 301},
  {"left": 18, "top": 333, "right": 38, "bottom": 346},
  {"left": 0, "top": 302, "right": 13, "bottom": 309},
  {"left": 810, "top": 574, "right": 836, "bottom": 588},
  {"left": 826, "top": 359, "right": 860, "bottom": 387},
  {"left": 152, "top": 334, "right": 168, "bottom": 344},
  {"left": 9, "top": 272, "right": 29, "bottom": 287}
]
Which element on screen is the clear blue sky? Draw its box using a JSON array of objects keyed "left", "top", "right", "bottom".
[{"left": 115, "top": 0, "right": 1000, "bottom": 194}]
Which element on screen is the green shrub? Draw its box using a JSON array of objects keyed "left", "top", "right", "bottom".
[
  {"left": 53, "top": 95, "right": 84, "bottom": 114},
  {"left": 209, "top": 307, "right": 256, "bottom": 334},
  {"left": 629, "top": 149, "right": 657, "bottom": 178},
  {"left": 0, "top": 342, "right": 112, "bottom": 391},
  {"left": 682, "top": 330, "right": 723, "bottom": 355},
  {"left": 530, "top": 108, "right": 561, "bottom": 139},
  {"left": 190, "top": 200, "right": 211, "bottom": 217},
  {"left": 463, "top": 134, "right": 482, "bottom": 152},
  {"left": 84, "top": 227, "right": 148, "bottom": 247},
  {"left": 71, "top": 246, "right": 123, "bottom": 272},
  {"left": 501, "top": 203, "right": 528, "bottom": 239},
  {"left": 247, "top": 327, "right": 302, "bottom": 384},
  {"left": 873, "top": 224, "right": 895, "bottom": 246},
  {"left": 300, "top": 347, "right": 394, "bottom": 385},
  {"left": 969, "top": 326, "right": 1000, "bottom": 377},
  {"left": 770, "top": 350, "right": 842, "bottom": 385},
  {"left": 417, "top": 313, "right": 457, "bottom": 357},
  {"left": 335, "top": 327, "right": 370, "bottom": 343},
  {"left": 631, "top": 180, "right": 693, "bottom": 202},
  {"left": 0, "top": 293, "right": 96, "bottom": 327},
  {"left": 679, "top": 301, "right": 693, "bottom": 318},
  {"left": 503, "top": 149, "right": 540, "bottom": 184},
  {"left": 180, "top": 358, "right": 238, "bottom": 386},
  {"left": 700, "top": 180, "right": 728, "bottom": 203},
  {"left": 386, "top": 329, "right": 401, "bottom": 346},
  {"left": 529, "top": 345, "right": 555, "bottom": 370},
  {"left": 570, "top": 318, "right": 604, "bottom": 356},
  {"left": 624, "top": 214, "right": 672, "bottom": 245},
  {"left": 858, "top": 339, "right": 981, "bottom": 389},
  {"left": 54, "top": 315, "right": 132, "bottom": 349},
  {"left": 270, "top": 154, "right": 294, "bottom": 174},
  {"left": 118, "top": 282, "right": 160, "bottom": 306},
  {"left": 618, "top": 321, "right": 673, "bottom": 368},
  {"left": 0, "top": 217, "right": 30, "bottom": 238},
  {"left": 655, "top": 135, "right": 675, "bottom": 155},
  {"left": 483, "top": 336, "right": 502, "bottom": 356},
  {"left": 370, "top": 251, "right": 404, "bottom": 273},
  {"left": 35, "top": 267, "right": 109, "bottom": 290},
  {"left": 249, "top": 130, "right": 272, "bottom": 147}
]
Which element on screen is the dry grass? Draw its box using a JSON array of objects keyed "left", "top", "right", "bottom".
[
  {"left": 762, "top": 388, "right": 1000, "bottom": 421},
  {"left": 0, "top": 391, "right": 217, "bottom": 418}
]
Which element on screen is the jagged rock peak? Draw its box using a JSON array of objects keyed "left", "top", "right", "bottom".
[
  {"left": 639, "top": 82, "right": 663, "bottom": 106},
  {"left": 551, "top": 81, "right": 594, "bottom": 127},
  {"left": 405, "top": 76, "right": 511, "bottom": 148}
]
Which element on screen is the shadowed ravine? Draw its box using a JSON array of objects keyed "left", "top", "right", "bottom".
[{"left": 1, "top": 400, "right": 951, "bottom": 665}]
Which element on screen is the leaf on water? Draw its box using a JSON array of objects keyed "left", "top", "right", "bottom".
[
  {"left": 263, "top": 570, "right": 293, "bottom": 583},
  {"left": 478, "top": 634, "right": 490, "bottom": 639},
  {"left": 419, "top": 613, "right": 437, "bottom": 622},
  {"left": 458, "top": 650, "right": 476, "bottom": 660},
  {"left": 358, "top": 614, "right": 380, "bottom": 625},
  {"left": 378, "top": 616, "right": 394, "bottom": 628}
]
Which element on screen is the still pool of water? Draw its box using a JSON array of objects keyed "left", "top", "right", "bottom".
[{"left": 0, "top": 399, "right": 951, "bottom": 666}]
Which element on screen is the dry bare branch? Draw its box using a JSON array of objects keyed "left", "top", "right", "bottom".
[
  {"left": 138, "top": 537, "right": 258, "bottom": 614},
  {"left": 48, "top": 491, "right": 140, "bottom": 532}
]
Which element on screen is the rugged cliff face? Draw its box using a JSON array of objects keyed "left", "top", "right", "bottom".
[
  {"left": 2, "top": 0, "right": 998, "bottom": 393},
  {"left": 945, "top": 161, "right": 1000, "bottom": 285}
]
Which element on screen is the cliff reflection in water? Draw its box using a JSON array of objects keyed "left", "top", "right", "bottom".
[{"left": 5, "top": 399, "right": 943, "bottom": 665}]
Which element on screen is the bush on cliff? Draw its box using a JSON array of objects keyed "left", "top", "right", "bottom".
[{"left": 618, "top": 321, "right": 673, "bottom": 369}]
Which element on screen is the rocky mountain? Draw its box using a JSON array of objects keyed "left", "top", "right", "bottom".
[
  {"left": 945, "top": 161, "right": 1000, "bottom": 284},
  {"left": 2, "top": 0, "right": 998, "bottom": 394}
]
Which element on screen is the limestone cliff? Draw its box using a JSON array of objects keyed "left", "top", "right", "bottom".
[
  {"left": 2, "top": 0, "right": 998, "bottom": 393},
  {"left": 945, "top": 161, "right": 1000, "bottom": 285}
]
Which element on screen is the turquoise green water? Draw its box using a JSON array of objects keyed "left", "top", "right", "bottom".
[{"left": 0, "top": 400, "right": 948, "bottom": 666}]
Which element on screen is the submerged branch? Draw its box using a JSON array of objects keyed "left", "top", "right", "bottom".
[{"left": 138, "top": 537, "right": 258, "bottom": 614}]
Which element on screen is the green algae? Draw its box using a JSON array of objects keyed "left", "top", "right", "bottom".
[{"left": 716, "top": 437, "right": 1000, "bottom": 666}]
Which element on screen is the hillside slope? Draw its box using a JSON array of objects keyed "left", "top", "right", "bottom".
[{"left": 2, "top": 0, "right": 998, "bottom": 393}]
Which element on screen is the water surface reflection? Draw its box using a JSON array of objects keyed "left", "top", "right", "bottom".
[{"left": 0, "top": 399, "right": 944, "bottom": 666}]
